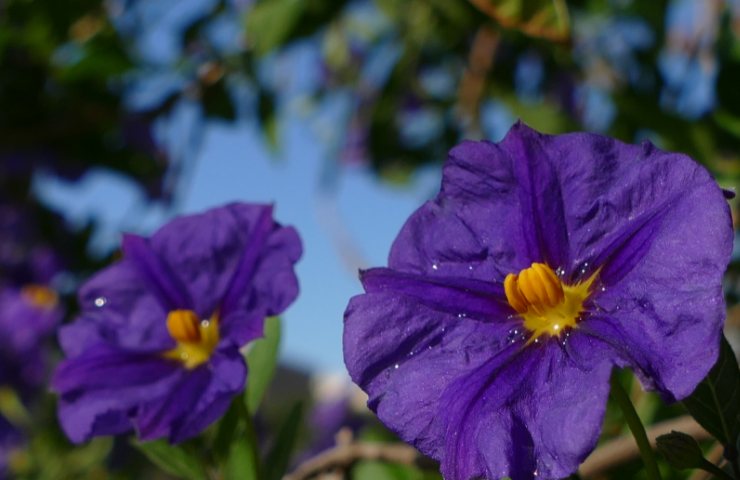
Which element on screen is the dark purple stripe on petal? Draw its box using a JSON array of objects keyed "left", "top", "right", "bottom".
[
  {"left": 220, "top": 206, "right": 274, "bottom": 317},
  {"left": 502, "top": 122, "right": 570, "bottom": 270},
  {"left": 170, "top": 348, "right": 246, "bottom": 442},
  {"left": 136, "top": 367, "right": 212, "bottom": 441},
  {"left": 360, "top": 267, "right": 512, "bottom": 320},
  {"left": 590, "top": 205, "right": 667, "bottom": 287},
  {"left": 52, "top": 345, "right": 180, "bottom": 394},
  {"left": 122, "top": 234, "right": 193, "bottom": 310}
]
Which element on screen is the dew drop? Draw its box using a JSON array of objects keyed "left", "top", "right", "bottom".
[
  {"left": 393, "top": 363, "right": 399, "bottom": 370},
  {"left": 200, "top": 319, "right": 210, "bottom": 327},
  {"left": 555, "top": 267, "right": 565, "bottom": 277},
  {"left": 506, "top": 328, "right": 521, "bottom": 344},
  {"left": 457, "top": 312, "right": 467, "bottom": 319},
  {"left": 468, "top": 265, "right": 473, "bottom": 271},
  {"left": 431, "top": 263, "right": 439, "bottom": 271},
  {"left": 94, "top": 297, "right": 107, "bottom": 307}
]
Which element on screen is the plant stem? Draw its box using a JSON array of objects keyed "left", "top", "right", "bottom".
[
  {"left": 699, "top": 458, "right": 735, "bottom": 480},
  {"left": 610, "top": 374, "right": 663, "bottom": 480}
]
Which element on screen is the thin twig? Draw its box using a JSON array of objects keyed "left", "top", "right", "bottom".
[
  {"left": 287, "top": 415, "right": 710, "bottom": 480},
  {"left": 457, "top": 25, "right": 499, "bottom": 137},
  {"left": 283, "top": 442, "right": 432, "bottom": 480}
]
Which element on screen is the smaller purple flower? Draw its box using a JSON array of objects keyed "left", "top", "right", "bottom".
[
  {"left": 0, "top": 285, "right": 63, "bottom": 394},
  {"left": 52, "top": 203, "right": 302, "bottom": 444}
]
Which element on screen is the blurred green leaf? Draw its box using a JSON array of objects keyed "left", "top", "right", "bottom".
[
  {"left": 131, "top": 439, "right": 207, "bottom": 480},
  {"left": 216, "top": 398, "right": 262, "bottom": 479},
  {"left": 224, "top": 436, "right": 260, "bottom": 480},
  {"left": 683, "top": 335, "right": 740, "bottom": 450},
  {"left": 246, "top": 0, "right": 305, "bottom": 56},
  {"left": 246, "top": 316, "right": 282, "bottom": 413},
  {"left": 468, "top": 0, "right": 570, "bottom": 41},
  {"left": 264, "top": 402, "right": 303, "bottom": 480},
  {"left": 353, "top": 460, "right": 442, "bottom": 480}
]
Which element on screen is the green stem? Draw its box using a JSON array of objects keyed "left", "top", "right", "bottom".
[{"left": 610, "top": 375, "right": 663, "bottom": 480}]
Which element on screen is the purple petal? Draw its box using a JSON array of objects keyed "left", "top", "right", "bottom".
[
  {"left": 147, "top": 203, "right": 301, "bottom": 328},
  {"left": 136, "top": 347, "right": 246, "bottom": 443},
  {"left": 65, "top": 260, "right": 171, "bottom": 356},
  {"left": 343, "top": 291, "right": 517, "bottom": 458},
  {"left": 54, "top": 346, "right": 183, "bottom": 443},
  {"left": 389, "top": 125, "right": 571, "bottom": 282},
  {"left": 52, "top": 345, "right": 179, "bottom": 394},
  {"left": 439, "top": 335, "right": 613, "bottom": 480},
  {"left": 219, "top": 206, "right": 274, "bottom": 316},
  {"left": 122, "top": 234, "right": 194, "bottom": 310},
  {"left": 498, "top": 122, "right": 570, "bottom": 269},
  {"left": 360, "top": 267, "right": 511, "bottom": 320},
  {"left": 169, "top": 348, "right": 247, "bottom": 442},
  {"left": 136, "top": 367, "right": 212, "bottom": 441}
]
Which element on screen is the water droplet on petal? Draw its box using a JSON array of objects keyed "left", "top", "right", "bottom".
[
  {"left": 431, "top": 263, "right": 439, "bottom": 271},
  {"left": 393, "top": 363, "right": 399, "bottom": 370},
  {"left": 506, "top": 328, "right": 521, "bottom": 344},
  {"left": 94, "top": 297, "right": 107, "bottom": 307}
]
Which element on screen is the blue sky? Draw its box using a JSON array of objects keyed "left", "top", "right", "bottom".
[{"left": 35, "top": 105, "right": 442, "bottom": 374}]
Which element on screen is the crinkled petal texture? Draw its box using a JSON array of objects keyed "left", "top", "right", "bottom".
[
  {"left": 54, "top": 203, "right": 301, "bottom": 444},
  {"left": 343, "top": 123, "right": 733, "bottom": 480}
]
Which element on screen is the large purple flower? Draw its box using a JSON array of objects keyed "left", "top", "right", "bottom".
[
  {"left": 53, "top": 203, "right": 301, "bottom": 444},
  {"left": 343, "top": 123, "right": 733, "bottom": 480}
]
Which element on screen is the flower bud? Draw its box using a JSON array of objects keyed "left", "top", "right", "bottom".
[{"left": 656, "top": 430, "right": 704, "bottom": 470}]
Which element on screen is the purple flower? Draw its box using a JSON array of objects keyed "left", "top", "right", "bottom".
[
  {"left": 0, "top": 285, "right": 62, "bottom": 394},
  {"left": 53, "top": 203, "right": 301, "bottom": 444},
  {"left": 343, "top": 123, "right": 733, "bottom": 480}
]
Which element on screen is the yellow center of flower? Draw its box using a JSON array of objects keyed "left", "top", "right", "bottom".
[
  {"left": 163, "top": 309, "right": 219, "bottom": 369},
  {"left": 21, "top": 284, "right": 58, "bottom": 309},
  {"left": 504, "top": 263, "right": 599, "bottom": 342}
]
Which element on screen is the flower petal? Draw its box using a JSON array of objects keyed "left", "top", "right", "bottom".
[
  {"left": 574, "top": 149, "right": 732, "bottom": 400},
  {"left": 53, "top": 346, "right": 183, "bottom": 443},
  {"left": 360, "top": 267, "right": 511, "bottom": 320},
  {"left": 122, "top": 234, "right": 194, "bottom": 310},
  {"left": 169, "top": 347, "right": 247, "bottom": 442},
  {"left": 389, "top": 124, "right": 572, "bottom": 281},
  {"left": 343, "top": 291, "right": 517, "bottom": 458},
  {"left": 136, "top": 347, "right": 246, "bottom": 443},
  {"left": 439, "top": 334, "right": 613, "bottom": 480}
]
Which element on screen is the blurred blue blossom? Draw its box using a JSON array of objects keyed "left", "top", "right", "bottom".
[{"left": 658, "top": 0, "right": 722, "bottom": 119}]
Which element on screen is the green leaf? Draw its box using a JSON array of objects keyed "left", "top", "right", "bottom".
[
  {"left": 352, "top": 460, "right": 442, "bottom": 480},
  {"left": 216, "top": 399, "right": 262, "bottom": 479},
  {"left": 131, "top": 439, "right": 207, "bottom": 480},
  {"left": 264, "top": 402, "right": 304, "bottom": 480},
  {"left": 683, "top": 335, "right": 740, "bottom": 449},
  {"left": 224, "top": 436, "right": 260, "bottom": 480},
  {"left": 245, "top": 316, "right": 282, "bottom": 414},
  {"left": 246, "top": 0, "right": 305, "bottom": 56},
  {"left": 468, "top": 0, "right": 570, "bottom": 41}
]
